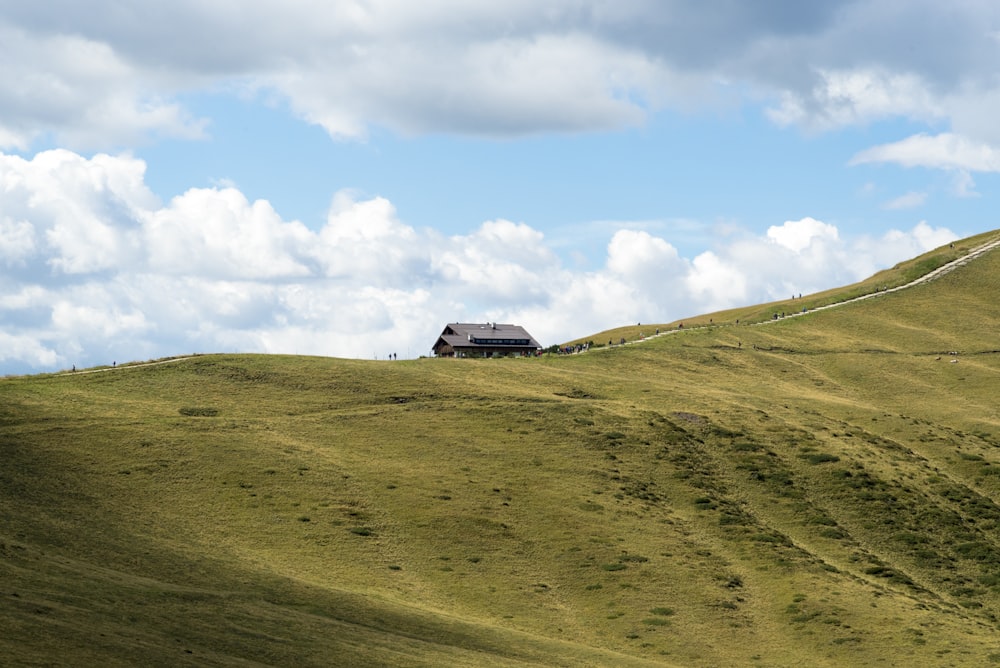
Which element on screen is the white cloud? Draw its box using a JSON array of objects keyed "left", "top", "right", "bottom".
[
  {"left": 882, "top": 191, "right": 927, "bottom": 210},
  {"left": 3, "top": 2, "right": 1000, "bottom": 145},
  {"left": 146, "top": 187, "right": 315, "bottom": 279},
  {"left": 0, "top": 149, "right": 963, "bottom": 373},
  {"left": 766, "top": 217, "right": 839, "bottom": 253},
  {"left": 951, "top": 170, "right": 980, "bottom": 198},
  {"left": 685, "top": 251, "right": 749, "bottom": 311},
  {"left": 766, "top": 68, "right": 944, "bottom": 130},
  {"left": 0, "top": 331, "right": 59, "bottom": 369},
  {"left": 271, "top": 31, "right": 657, "bottom": 139},
  {"left": 606, "top": 229, "right": 684, "bottom": 280},
  {"left": 0, "top": 22, "right": 206, "bottom": 149},
  {"left": 850, "top": 133, "right": 1000, "bottom": 172},
  {"left": 51, "top": 295, "right": 149, "bottom": 340},
  {"left": 433, "top": 219, "right": 559, "bottom": 304},
  {"left": 0, "top": 217, "right": 35, "bottom": 266},
  {"left": 909, "top": 220, "right": 958, "bottom": 251}
]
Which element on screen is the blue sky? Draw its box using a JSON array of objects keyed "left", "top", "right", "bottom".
[
  {"left": 136, "top": 94, "right": 985, "bottom": 263},
  {"left": 2, "top": 1, "right": 999, "bottom": 373}
]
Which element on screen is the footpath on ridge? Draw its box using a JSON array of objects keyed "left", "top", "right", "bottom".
[{"left": 599, "top": 234, "right": 1000, "bottom": 350}]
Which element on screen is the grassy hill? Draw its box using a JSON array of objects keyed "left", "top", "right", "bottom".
[{"left": 3, "top": 233, "right": 1000, "bottom": 666}]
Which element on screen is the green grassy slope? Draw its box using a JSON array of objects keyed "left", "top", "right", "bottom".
[
  {"left": 571, "top": 229, "right": 1000, "bottom": 347},
  {"left": 4, "top": 234, "right": 1000, "bottom": 666}
]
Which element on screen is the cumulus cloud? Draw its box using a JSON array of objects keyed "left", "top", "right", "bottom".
[
  {"left": 146, "top": 188, "right": 315, "bottom": 279},
  {"left": 0, "top": 150, "right": 963, "bottom": 374},
  {"left": 766, "top": 217, "right": 839, "bottom": 253},
  {"left": 766, "top": 68, "right": 945, "bottom": 131}
]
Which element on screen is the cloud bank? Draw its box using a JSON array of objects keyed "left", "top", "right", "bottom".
[
  {"left": 0, "top": 150, "right": 957, "bottom": 373},
  {"left": 2, "top": 1, "right": 1000, "bottom": 151}
]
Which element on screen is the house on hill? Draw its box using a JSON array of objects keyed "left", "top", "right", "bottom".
[{"left": 432, "top": 323, "right": 541, "bottom": 358}]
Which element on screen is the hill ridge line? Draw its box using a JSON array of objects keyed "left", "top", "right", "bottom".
[{"left": 606, "top": 234, "right": 1000, "bottom": 348}]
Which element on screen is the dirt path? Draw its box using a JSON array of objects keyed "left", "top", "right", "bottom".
[
  {"left": 781, "top": 235, "right": 1000, "bottom": 317},
  {"left": 60, "top": 356, "right": 197, "bottom": 376},
  {"left": 603, "top": 235, "right": 1000, "bottom": 349}
]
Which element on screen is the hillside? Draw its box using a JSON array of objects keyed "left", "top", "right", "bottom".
[{"left": 3, "top": 233, "right": 1000, "bottom": 666}]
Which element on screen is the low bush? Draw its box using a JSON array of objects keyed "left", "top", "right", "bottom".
[
  {"left": 178, "top": 406, "right": 218, "bottom": 417},
  {"left": 802, "top": 452, "right": 840, "bottom": 464}
]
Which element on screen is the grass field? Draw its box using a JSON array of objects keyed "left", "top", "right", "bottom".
[{"left": 3, "top": 233, "right": 1000, "bottom": 666}]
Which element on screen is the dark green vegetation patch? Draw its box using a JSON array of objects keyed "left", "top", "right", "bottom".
[{"left": 178, "top": 406, "right": 219, "bottom": 416}]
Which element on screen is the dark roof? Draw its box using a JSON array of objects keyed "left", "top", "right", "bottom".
[{"left": 435, "top": 323, "right": 541, "bottom": 350}]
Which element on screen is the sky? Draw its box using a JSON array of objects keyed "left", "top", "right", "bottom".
[{"left": 2, "top": 1, "right": 999, "bottom": 373}]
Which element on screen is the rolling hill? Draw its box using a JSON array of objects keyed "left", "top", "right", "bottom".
[{"left": 3, "top": 232, "right": 1000, "bottom": 666}]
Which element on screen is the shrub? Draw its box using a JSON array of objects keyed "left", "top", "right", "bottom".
[
  {"left": 806, "top": 515, "right": 838, "bottom": 526},
  {"left": 694, "top": 497, "right": 717, "bottom": 510},
  {"left": 955, "top": 541, "right": 997, "bottom": 562},
  {"left": 732, "top": 441, "right": 760, "bottom": 452},
  {"left": 893, "top": 531, "right": 927, "bottom": 545},
  {"left": 349, "top": 527, "right": 373, "bottom": 536},
  {"left": 802, "top": 452, "right": 840, "bottom": 464},
  {"left": 978, "top": 573, "right": 1000, "bottom": 587},
  {"left": 619, "top": 554, "right": 649, "bottom": 563},
  {"left": 178, "top": 406, "right": 218, "bottom": 417}
]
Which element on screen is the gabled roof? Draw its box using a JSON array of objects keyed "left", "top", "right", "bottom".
[{"left": 434, "top": 322, "right": 541, "bottom": 350}]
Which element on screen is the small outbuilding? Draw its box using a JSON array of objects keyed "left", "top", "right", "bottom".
[{"left": 432, "top": 322, "right": 541, "bottom": 358}]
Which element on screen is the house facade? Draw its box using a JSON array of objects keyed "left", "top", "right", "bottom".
[{"left": 432, "top": 323, "right": 541, "bottom": 358}]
